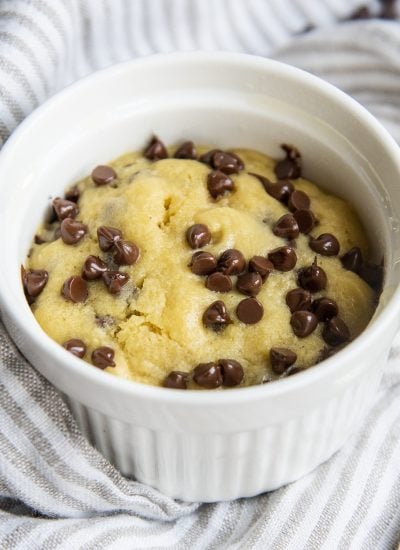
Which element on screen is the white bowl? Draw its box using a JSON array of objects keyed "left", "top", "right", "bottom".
[{"left": 1, "top": 52, "right": 400, "bottom": 502}]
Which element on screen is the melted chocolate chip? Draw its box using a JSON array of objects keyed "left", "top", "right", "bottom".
[
  {"left": 218, "top": 249, "right": 246, "bottom": 275},
  {"left": 288, "top": 190, "right": 310, "bottom": 212},
  {"left": 91, "top": 346, "right": 116, "bottom": 369},
  {"left": 163, "top": 371, "right": 189, "bottom": 389},
  {"left": 64, "top": 185, "right": 80, "bottom": 203},
  {"left": 270, "top": 347, "right": 297, "bottom": 375},
  {"left": 190, "top": 251, "right": 217, "bottom": 276},
  {"left": 60, "top": 218, "right": 87, "bottom": 245},
  {"left": 102, "top": 271, "right": 130, "bottom": 294},
  {"left": 203, "top": 300, "right": 231, "bottom": 331},
  {"left": 186, "top": 224, "right": 211, "bottom": 249},
  {"left": 359, "top": 261, "right": 384, "bottom": 291},
  {"left": 144, "top": 136, "right": 168, "bottom": 161},
  {"left": 286, "top": 288, "right": 312, "bottom": 313},
  {"left": 341, "top": 246, "right": 363, "bottom": 273},
  {"left": 22, "top": 267, "right": 49, "bottom": 299},
  {"left": 113, "top": 239, "right": 140, "bottom": 265},
  {"left": 206, "top": 272, "right": 232, "bottom": 292},
  {"left": 219, "top": 359, "right": 244, "bottom": 387},
  {"left": 322, "top": 316, "right": 350, "bottom": 346},
  {"left": 293, "top": 209, "right": 316, "bottom": 234},
  {"left": 236, "top": 272, "right": 262, "bottom": 296},
  {"left": 62, "top": 338, "right": 86, "bottom": 358},
  {"left": 53, "top": 198, "right": 79, "bottom": 221},
  {"left": 82, "top": 255, "right": 108, "bottom": 280},
  {"left": 267, "top": 246, "right": 297, "bottom": 271},
  {"left": 193, "top": 362, "right": 223, "bottom": 389},
  {"left": 312, "top": 297, "right": 338, "bottom": 322},
  {"left": 273, "top": 214, "right": 300, "bottom": 239},
  {"left": 199, "top": 149, "right": 221, "bottom": 166},
  {"left": 97, "top": 226, "right": 122, "bottom": 251},
  {"left": 298, "top": 259, "right": 327, "bottom": 292},
  {"left": 236, "top": 297, "right": 264, "bottom": 324},
  {"left": 250, "top": 173, "right": 294, "bottom": 203},
  {"left": 91, "top": 165, "right": 117, "bottom": 186},
  {"left": 212, "top": 151, "right": 244, "bottom": 174},
  {"left": 61, "top": 276, "right": 88, "bottom": 303},
  {"left": 174, "top": 141, "right": 197, "bottom": 160},
  {"left": 274, "top": 144, "right": 302, "bottom": 180},
  {"left": 248, "top": 256, "right": 274, "bottom": 281},
  {"left": 309, "top": 233, "right": 340, "bottom": 256},
  {"left": 290, "top": 310, "right": 318, "bottom": 338},
  {"left": 207, "top": 170, "right": 234, "bottom": 198}
]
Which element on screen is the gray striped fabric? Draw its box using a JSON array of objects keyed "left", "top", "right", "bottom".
[{"left": 1, "top": 1, "right": 400, "bottom": 548}]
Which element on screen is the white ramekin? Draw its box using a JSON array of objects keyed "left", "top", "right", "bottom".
[{"left": 0, "top": 53, "right": 400, "bottom": 502}]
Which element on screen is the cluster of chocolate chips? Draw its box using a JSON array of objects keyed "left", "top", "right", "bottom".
[
  {"left": 62, "top": 338, "right": 116, "bottom": 369},
  {"left": 163, "top": 358, "right": 244, "bottom": 390}
]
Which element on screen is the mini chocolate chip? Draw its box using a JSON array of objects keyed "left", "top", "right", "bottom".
[
  {"left": 199, "top": 149, "right": 221, "bottom": 166},
  {"left": 64, "top": 185, "right": 80, "bottom": 202},
  {"left": 267, "top": 246, "right": 297, "bottom": 272},
  {"left": 248, "top": 256, "right": 274, "bottom": 281},
  {"left": 207, "top": 170, "right": 234, "bottom": 198},
  {"left": 174, "top": 141, "right": 197, "bottom": 159},
  {"left": 273, "top": 214, "right": 299, "bottom": 239},
  {"left": 61, "top": 276, "right": 88, "bottom": 303},
  {"left": 62, "top": 338, "right": 86, "bottom": 358},
  {"left": 219, "top": 359, "right": 244, "bottom": 387},
  {"left": 22, "top": 267, "right": 48, "bottom": 298},
  {"left": 91, "top": 346, "right": 116, "bottom": 369},
  {"left": 60, "top": 218, "right": 87, "bottom": 245},
  {"left": 298, "top": 259, "right": 327, "bottom": 292},
  {"left": 206, "top": 272, "right": 232, "bottom": 292},
  {"left": 341, "top": 246, "right": 363, "bottom": 273},
  {"left": 236, "top": 272, "right": 262, "bottom": 296},
  {"left": 290, "top": 310, "right": 318, "bottom": 337},
  {"left": 309, "top": 233, "right": 340, "bottom": 256},
  {"left": 97, "top": 226, "right": 122, "bottom": 251},
  {"left": 186, "top": 224, "right": 211, "bottom": 249},
  {"left": 102, "top": 271, "right": 130, "bottom": 294},
  {"left": 91, "top": 165, "right": 117, "bottom": 186},
  {"left": 293, "top": 209, "right": 316, "bottom": 234},
  {"left": 274, "top": 144, "right": 302, "bottom": 180},
  {"left": 190, "top": 251, "right": 217, "bottom": 275},
  {"left": 82, "top": 255, "right": 108, "bottom": 280},
  {"left": 193, "top": 362, "right": 223, "bottom": 389},
  {"left": 113, "top": 239, "right": 140, "bottom": 265},
  {"left": 288, "top": 190, "right": 310, "bottom": 212},
  {"left": 53, "top": 198, "right": 79, "bottom": 221},
  {"left": 203, "top": 300, "right": 231, "bottom": 331},
  {"left": 250, "top": 173, "right": 294, "bottom": 203},
  {"left": 269, "top": 347, "right": 297, "bottom": 374},
  {"left": 322, "top": 316, "right": 350, "bottom": 346},
  {"left": 95, "top": 314, "right": 115, "bottom": 328},
  {"left": 218, "top": 249, "right": 246, "bottom": 275},
  {"left": 359, "top": 261, "right": 384, "bottom": 291},
  {"left": 212, "top": 151, "right": 244, "bottom": 174},
  {"left": 286, "top": 288, "right": 312, "bottom": 313},
  {"left": 163, "top": 371, "right": 189, "bottom": 389},
  {"left": 144, "top": 136, "right": 168, "bottom": 161},
  {"left": 236, "top": 297, "right": 264, "bottom": 324},
  {"left": 312, "top": 297, "right": 338, "bottom": 322}
]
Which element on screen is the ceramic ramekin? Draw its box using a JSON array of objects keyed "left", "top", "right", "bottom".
[{"left": 0, "top": 52, "right": 400, "bottom": 502}]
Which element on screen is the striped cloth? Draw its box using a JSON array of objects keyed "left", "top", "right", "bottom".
[{"left": 1, "top": 1, "right": 400, "bottom": 548}]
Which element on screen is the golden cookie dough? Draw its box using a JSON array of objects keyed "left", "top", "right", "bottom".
[{"left": 27, "top": 144, "right": 377, "bottom": 388}]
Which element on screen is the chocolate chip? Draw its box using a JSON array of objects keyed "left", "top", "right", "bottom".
[
  {"left": 290, "top": 310, "right": 318, "bottom": 337},
  {"left": 287, "top": 366, "right": 304, "bottom": 376},
  {"left": 267, "top": 246, "right": 297, "bottom": 271},
  {"left": 274, "top": 144, "right": 302, "bottom": 180},
  {"left": 91, "top": 165, "right": 117, "bottom": 186},
  {"left": 186, "top": 224, "right": 211, "bottom": 249},
  {"left": 341, "top": 246, "right": 363, "bottom": 273},
  {"left": 298, "top": 259, "right": 327, "bottom": 292},
  {"left": 60, "top": 218, "right": 87, "bottom": 245},
  {"left": 293, "top": 209, "right": 316, "bottom": 234},
  {"left": 22, "top": 267, "right": 48, "bottom": 298},
  {"left": 212, "top": 151, "right": 244, "bottom": 174},
  {"left": 316, "top": 346, "right": 339, "bottom": 363},
  {"left": 248, "top": 256, "right": 274, "bottom": 281},
  {"left": 269, "top": 347, "right": 297, "bottom": 374},
  {"left": 236, "top": 297, "right": 264, "bottom": 324},
  {"left": 64, "top": 185, "right": 80, "bottom": 202},
  {"left": 199, "top": 149, "right": 221, "bottom": 166},
  {"left": 219, "top": 359, "right": 244, "bottom": 386},
  {"left": 250, "top": 173, "right": 294, "bottom": 203},
  {"left": 53, "top": 198, "right": 79, "bottom": 221},
  {"left": 322, "top": 316, "right": 350, "bottom": 346},
  {"left": 144, "top": 136, "right": 168, "bottom": 161},
  {"left": 97, "top": 226, "right": 122, "bottom": 251},
  {"left": 61, "top": 276, "right": 88, "bottom": 303},
  {"left": 207, "top": 170, "right": 234, "bottom": 198},
  {"left": 218, "top": 249, "right": 246, "bottom": 275},
  {"left": 273, "top": 214, "right": 300, "bottom": 239},
  {"left": 82, "top": 255, "right": 108, "bottom": 280},
  {"left": 236, "top": 272, "right": 262, "bottom": 296},
  {"left": 113, "top": 239, "right": 140, "bottom": 265},
  {"left": 91, "top": 346, "right": 116, "bottom": 369},
  {"left": 288, "top": 190, "right": 310, "bottom": 212},
  {"left": 190, "top": 251, "right": 217, "bottom": 275},
  {"left": 102, "top": 271, "right": 130, "bottom": 294},
  {"left": 203, "top": 300, "right": 231, "bottom": 331},
  {"left": 312, "top": 297, "right": 338, "bottom": 322},
  {"left": 34, "top": 235, "right": 46, "bottom": 245},
  {"left": 163, "top": 371, "right": 189, "bottom": 389},
  {"left": 359, "top": 261, "right": 384, "bottom": 291},
  {"left": 286, "top": 287, "right": 312, "bottom": 313},
  {"left": 309, "top": 233, "right": 340, "bottom": 256},
  {"left": 193, "top": 362, "right": 223, "bottom": 388},
  {"left": 174, "top": 141, "right": 197, "bottom": 159},
  {"left": 62, "top": 338, "right": 86, "bottom": 358},
  {"left": 206, "top": 272, "right": 232, "bottom": 292}
]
